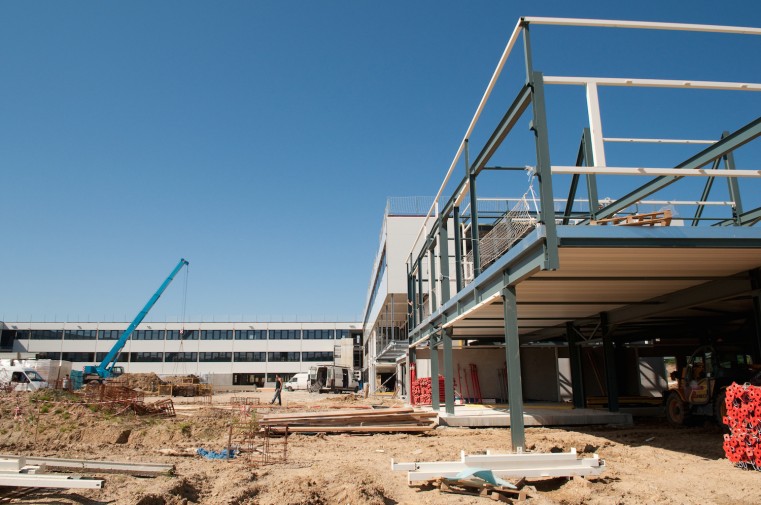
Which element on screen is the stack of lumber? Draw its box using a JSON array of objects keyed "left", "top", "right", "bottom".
[{"left": 259, "top": 407, "right": 438, "bottom": 433}]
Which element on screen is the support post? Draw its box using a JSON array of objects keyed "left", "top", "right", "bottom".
[
  {"left": 566, "top": 322, "right": 585, "bottom": 409},
  {"left": 751, "top": 269, "right": 761, "bottom": 360},
  {"left": 529, "top": 71, "right": 559, "bottom": 270},
  {"left": 503, "top": 284, "right": 525, "bottom": 451},
  {"left": 600, "top": 312, "right": 619, "bottom": 412},
  {"left": 583, "top": 128, "right": 600, "bottom": 221},
  {"left": 453, "top": 206, "right": 464, "bottom": 292},
  {"left": 438, "top": 216, "right": 451, "bottom": 304},
  {"left": 430, "top": 338, "right": 440, "bottom": 411},
  {"left": 428, "top": 245, "right": 437, "bottom": 311},
  {"left": 442, "top": 328, "right": 455, "bottom": 415},
  {"left": 416, "top": 258, "right": 424, "bottom": 324},
  {"left": 466, "top": 140, "right": 481, "bottom": 278},
  {"left": 723, "top": 131, "right": 745, "bottom": 225}
]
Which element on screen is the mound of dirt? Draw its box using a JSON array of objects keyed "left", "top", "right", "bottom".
[{"left": 112, "top": 372, "right": 165, "bottom": 391}]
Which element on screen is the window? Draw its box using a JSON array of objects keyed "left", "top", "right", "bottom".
[
  {"left": 165, "top": 352, "right": 197, "bottom": 362},
  {"left": 166, "top": 329, "right": 198, "bottom": 340},
  {"left": 63, "top": 330, "right": 97, "bottom": 340},
  {"left": 303, "top": 330, "right": 334, "bottom": 340},
  {"left": 269, "top": 329, "right": 301, "bottom": 340},
  {"left": 62, "top": 352, "right": 95, "bottom": 362},
  {"left": 134, "top": 330, "right": 164, "bottom": 340},
  {"left": 302, "top": 351, "right": 333, "bottom": 362},
  {"left": 36, "top": 352, "right": 60, "bottom": 360},
  {"left": 131, "top": 352, "right": 163, "bottom": 362},
  {"left": 199, "top": 352, "right": 232, "bottom": 362},
  {"left": 30, "top": 330, "right": 62, "bottom": 340},
  {"left": 233, "top": 373, "right": 264, "bottom": 387},
  {"left": 235, "top": 330, "right": 267, "bottom": 340},
  {"left": 267, "top": 352, "right": 300, "bottom": 362},
  {"left": 336, "top": 330, "right": 349, "bottom": 340},
  {"left": 200, "top": 330, "right": 233, "bottom": 340},
  {"left": 98, "top": 330, "right": 122, "bottom": 340},
  {"left": 234, "top": 352, "right": 266, "bottom": 362}
]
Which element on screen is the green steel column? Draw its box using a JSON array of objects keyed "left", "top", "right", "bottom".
[
  {"left": 566, "top": 322, "right": 585, "bottom": 409},
  {"left": 438, "top": 217, "right": 451, "bottom": 304},
  {"left": 600, "top": 312, "right": 619, "bottom": 412},
  {"left": 428, "top": 246, "right": 437, "bottom": 310},
  {"left": 529, "top": 71, "right": 559, "bottom": 270},
  {"left": 583, "top": 128, "right": 600, "bottom": 221},
  {"left": 465, "top": 139, "right": 481, "bottom": 278},
  {"left": 406, "top": 262, "right": 414, "bottom": 334},
  {"left": 722, "top": 131, "right": 745, "bottom": 225},
  {"left": 410, "top": 270, "right": 418, "bottom": 329},
  {"left": 503, "top": 284, "right": 525, "bottom": 451},
  {"left": 430, "top": 338, "right": 440, "bottom": 411},
  {"left": 453, "top": 206, "right": 464, "bottom": 292},
  {"left": 417, "top": 258, "right": 424, "bottom": 324},
  {"left": 751, "top": 269, "right": 761, "bottom": 360},
  {"left": 442, "top": 328, "right": 455, "bottom": 415}
]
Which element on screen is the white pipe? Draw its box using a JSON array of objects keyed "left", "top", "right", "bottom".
[
  {"left": 552, "top": 166, "right": 761, "bottom": 177},
  {"left": 544, "top": 76, "right": 761, "bottom": 91},
  {"left": 604, "top": 137, "right": 716, "bottom": 144},
  {"left": 522, "top": 17, "right": 761, "bottom": 36}
]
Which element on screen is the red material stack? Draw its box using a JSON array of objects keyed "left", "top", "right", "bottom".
[
  {"left": 410, "top": 375, "right": 454, "bottom": 405},
  {"left": 723, "top": 382, "right": 761, "bottom": 469}
]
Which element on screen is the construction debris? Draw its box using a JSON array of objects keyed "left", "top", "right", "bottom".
[
  {"left": 0, "top": 456, "right": 103, "bottom": 489},
  {"left": 260, "top": 406, "right": 437, "bottom": 433},
  {"left": 77, "top": 383, "right": 175, "bottom": 417},
  {"left": 435, "top": 477, "right": 528, "bottom": 502},
  {"left": 392, "top": 448, "right": 605, "bottom": 485}
]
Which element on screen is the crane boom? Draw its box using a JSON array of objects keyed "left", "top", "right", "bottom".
[{"left": 83, "top": 258, "right": 189, "bottom": 380}]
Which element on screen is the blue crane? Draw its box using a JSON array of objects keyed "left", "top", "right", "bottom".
[{"left": 80, "top": 258, "right": 189, "bottom": 383}]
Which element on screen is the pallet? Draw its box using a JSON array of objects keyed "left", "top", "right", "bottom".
[
  {"left": 435, "top": 478, "right": 528, "bottom": 502},
  {"left": 590, "top": 209, "right": 672, "bottom": 227}
]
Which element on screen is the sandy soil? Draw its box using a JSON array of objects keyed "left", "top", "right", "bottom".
[{"left": 0, "top": 387, "right": 758, "bottom": 505}]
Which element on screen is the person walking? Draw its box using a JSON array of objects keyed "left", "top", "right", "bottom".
[{"left": 270, "top": 374, "right": 283, "bottom": 406}]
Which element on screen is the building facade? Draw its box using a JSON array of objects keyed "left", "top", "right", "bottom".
[{"left": 0, "top": 321, "right": 362, "bottom": 388}]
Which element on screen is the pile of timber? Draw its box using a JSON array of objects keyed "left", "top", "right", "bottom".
[{"left": 259, "top": 406, "right": 438, "bottom": 434}]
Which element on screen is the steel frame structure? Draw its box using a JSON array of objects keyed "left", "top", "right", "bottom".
[{"left": 405, "top": 17, "right": 761, "bottom": 451}]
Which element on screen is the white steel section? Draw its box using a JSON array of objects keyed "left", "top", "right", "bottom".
[
  {"left": 604, "top": 137, "right": 716, "bottom": 145},
  {"left": 552, "top": 166, "right": 761, "bottom": 177},
  {"left": 0, "top": 472, "right": 104, "bottom": 489},
  {"left": 585, "top": 82, "right": 607, "bottom": 167},
  {"left": 522, "top": 17, "right": 761, "bottom": 36},
  {"left": 544, "top": 76, "right": 761, "bottom": 91},
  {"left": 408, "top": 18, "right": 526, "bottom": 265}
]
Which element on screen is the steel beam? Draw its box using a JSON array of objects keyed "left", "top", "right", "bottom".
[
  {"left": 544, "top": 76, "right": 761, "bottom": 91},
  {"left": 453, "top": 206, "right": 463, "bottom": 292},
  {"left": 439, "top": 216, "right": 451, "bottom": 304},
  {"left": 466, "top": 140, "right": 482, "bottom": 278},
  {"left": 442, "top": 328, "right": 454, "bottom": 415},
  {"left": 522, "top": 16, "right": 761, "bottom": 35},
  {"left": 503, "top": 283, "right": 525, "bottom": 451},
  {"left": 430, "top": 339, "right": 440, "bottom": 411},
  {"left": 590, "top": 116, "right": 761, "bottom": 222},
  {"left": 722, "top": 131, "right": 745, "bottom": 224},
  {"left": 0, "top": 472, "right": 103, "bottom": 489},
  {"left": 0, "top": 455, "right": 173, "bottom": 475},
  {"left": 692, "top": 157, "right": 721, "bottom": 226},
  {"left": 600, "top": 312, "right": 619, "bottom": 412},
  {"left": 552, "top": 166, "right": 761, "bottom": 177},
  {"left": 566, "top": 322, "right": 585, "bottom": 409}
]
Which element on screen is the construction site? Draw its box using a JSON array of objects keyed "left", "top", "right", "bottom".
[{"left": 1, "top": 11, "right": 761, "bottom": 505}]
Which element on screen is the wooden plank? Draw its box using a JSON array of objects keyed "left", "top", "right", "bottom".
[
  {"left": 269, "top": 421, "right": 437, "bottom": 434},
  {"left": 260, "top": 406, "right": 414, "bottom": 421}
]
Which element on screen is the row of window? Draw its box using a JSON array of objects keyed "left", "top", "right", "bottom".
[
  {"left": 17, "top": 329, "right": 350, "bottom": 341},
  {"left": 39, "top": 351, "right": 334, "bottom": 363}
]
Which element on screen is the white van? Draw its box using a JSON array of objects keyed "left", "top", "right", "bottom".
[
  {"left": 285, "top": 372, "right": 309, "bottom": 391},
  {"left": 0, "top": 365, "right": 49, "bottom": 392}
]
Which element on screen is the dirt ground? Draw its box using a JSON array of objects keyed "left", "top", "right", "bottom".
[{"left": 0, "top": 387, "right": 758, "bottom": 505}]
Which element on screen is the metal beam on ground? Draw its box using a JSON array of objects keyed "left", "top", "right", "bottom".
[{"left": 0, "top": 455, "right": 174, "bottom": 475}]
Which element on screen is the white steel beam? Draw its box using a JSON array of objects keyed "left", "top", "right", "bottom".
[
  {"left": 0, "top": 455, "right": 174, "bottom": 475},
  {"left": 604, "top": 137, "right": 716, "bottom": 145},
  {"left": 586, "top": 82, "right": 606, "bottom": 167},
  {"left": 522, "top": 17, "right": 761, "bottom": 36},
  {"left": 552, "top": 166, "right": 761, "bottom": 177},
  {"left": 544, "top": 76, "right": 761, "bottom": 91},
  {"left": 0, "top": 472, "right": 103, "bottom": 489}
]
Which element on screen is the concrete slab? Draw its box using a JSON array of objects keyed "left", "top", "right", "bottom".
[{"left": 422, "top": 403, "right": 632, "bottom": 427}]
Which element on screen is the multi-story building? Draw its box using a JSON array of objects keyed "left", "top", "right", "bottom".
[{"left": 0, "top": 321, "right": 362, "bottom": 389}]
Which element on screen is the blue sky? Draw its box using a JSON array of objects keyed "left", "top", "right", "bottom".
[{"left": 1, "top": 1, "right": 759, "bottom": 323}]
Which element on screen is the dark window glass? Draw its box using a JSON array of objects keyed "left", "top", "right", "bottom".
[
  {"left": 233, "top": 352, "right": 266, "bottom": 362},
  {"left": 36, "top": 352, "right": 60, "bottom": 360},
  {"left": 62, "top": 330, "right": 97, "bottom": 340},
  {"left": 269, "top": 330, "right": 301, "bottom": 340},
  {"left": 200, "top": 330, "right": 233, "bottom": 340},
  {"left": 302, "top": 351, "right": 334, "bottom": 362},
  {"left": 134, "top": 330, "right": 164, "bottom": 340},
  {"left": 233, "top": 373, "right": 265, "bottom": 387},
  {"left": 61, "top": 352, "right": 95, "bottom": 362},
  {"left": 131, "top": 352, "right": 163, "bottom": 362},
  {"left": 166, "top": 329, "right": 198, "bottom": 340},
  {"left": 30, "top": 330, "right": 62, "bottom": 340},
  {"left": 98, "top": 330, "right": 122, "bottom": 340},
  {"left": 336, "top": 330, "right": 349, "bottom": 340},
  {"left": 267, "top": 352, "right": 300, "bottom": 362},
  {"left": 165, "top": 352, "right": 197, "bottom": 362},
  {"left": 303, "top": 330, "right": 334, "bottom": 340},
  {"left": 234, "top": 330, "right": 267, "bottom": 340},
  {"left": 199, "top": 352, "right": 232, "bottom": 362}
]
